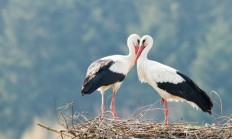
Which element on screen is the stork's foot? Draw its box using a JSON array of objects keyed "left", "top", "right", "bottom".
[
  {"left": 110, "top": 105, "right": 119, "bottom": 121},
  {"left": 113, "top": 113, "right": 119, "bottom": 121},
  {"left": 163, "top": 117, "right": 169, "bottom": 125}
]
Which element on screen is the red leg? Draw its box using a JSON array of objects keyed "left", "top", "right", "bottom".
[
  {"left": 110, "top": 90, "right": 119, "bottom": 120},
  {"left": 101, "top": 90, "right": 105, "bottom": 118},
  {"left": 163, "top": 98, "right": 169, "bottom": 125}
]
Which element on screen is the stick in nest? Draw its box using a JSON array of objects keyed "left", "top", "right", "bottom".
[{"left": 38, "top": 99, "right": 232, "bottom": 139}]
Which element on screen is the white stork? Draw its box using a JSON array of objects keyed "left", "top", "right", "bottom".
[
  {"left": 134, "top": 35, "right": 213, "bottom": 124},
  {"left": 81, "top": 34, "right": 140, "bottom": 119}
]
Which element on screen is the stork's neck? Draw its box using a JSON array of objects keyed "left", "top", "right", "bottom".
[
  {"left": 127, "top": 45, "right": 137, "bottom": 65},
  {"left": 137, "top": 58, "right": 148, "bottom": 83},
  {"left": 128, "top": 50, "right": 136, "bottom": 58},
  {"left": 127, "top": 52, "right": 136, "bottom": 68},
  {"left": 139, "top": 49, "right": 149, "bottom": 61},
  {"left": 140, "top": 41, "right": 152, "bottom": 60},
  {"left": 137, "top": 47, "right": 151, "bottom": 83}
]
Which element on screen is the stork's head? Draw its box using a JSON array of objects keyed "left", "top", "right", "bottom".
[
  {"left": 134, "top": 35, "right": 153, "bottom": 64},
  {"left": 127, "top": 34, "right": 140, "bottom": 56}
]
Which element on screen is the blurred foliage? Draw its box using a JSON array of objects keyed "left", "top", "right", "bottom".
[{"left": 0, "top": 0, "right": 232, "bottom": 138}]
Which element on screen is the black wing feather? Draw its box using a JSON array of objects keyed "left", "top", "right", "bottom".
[
  {"left": 157, "top": 71, "right": 213, "bottom": 114},
  {"left": 81, "top": 59, "right": 125, "bottom": 95}
]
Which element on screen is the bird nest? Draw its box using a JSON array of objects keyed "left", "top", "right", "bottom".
[{"left": 38, "top": 101, "right": 232, "bottom": 139}]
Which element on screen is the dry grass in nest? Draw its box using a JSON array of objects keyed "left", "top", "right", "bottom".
[{"left": 38, "top": 100, "right": 232, "bottom": 139}]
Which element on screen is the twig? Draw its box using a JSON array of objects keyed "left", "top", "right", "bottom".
[
  {"left": 37, "top": 123, "right": 72, "bottom": 138},
  {"left": 210, "top": 90, "right": 223, "bottom": 114},
  {"left": 41, "top": 99, "right": 232, "bottom": 138}
]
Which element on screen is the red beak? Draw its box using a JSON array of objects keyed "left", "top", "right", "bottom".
[
  {"left": 135, "top": 46, "right": 139, "bottom": 54},
  {"left": 134, "top": 45, "right": 145, "bottom": 64}
]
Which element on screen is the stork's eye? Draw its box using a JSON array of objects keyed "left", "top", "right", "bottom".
[
  {"left": 142, "top": 39, "right": 146, "bottom": 44},
  {"left": 137, "top": 39, "right": 140, "bottom": 44}
]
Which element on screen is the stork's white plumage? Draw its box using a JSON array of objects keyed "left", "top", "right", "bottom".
[
  {"left": 81, "top": 34, "right": 140, "bottom": 120},
  {"left": 135, "top": 35, "right": 213, "bottom": 124}
]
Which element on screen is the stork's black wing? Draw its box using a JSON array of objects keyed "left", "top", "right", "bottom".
[
  {"left": 81, "top": 59, "right": 125, "bottom": 95},
  {"left": 157, "top": 71, "right": 213, "bottom": 114}
]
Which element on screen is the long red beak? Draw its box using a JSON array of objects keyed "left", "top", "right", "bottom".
[
  {"left": 135, "top": 46, "right": 139, "bottom": 54},
  {"left": 134, "top": 45, "right": 145, "bottom": 64}
]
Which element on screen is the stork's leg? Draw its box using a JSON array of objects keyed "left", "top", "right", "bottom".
[
  {"left": 162, "top": 98, "right": 169, "bottom": 125},
  {"left": 110, "top": 90, "right": 119, "bottom": 120},
  {"left": 100, "top": 90, "right": 105, "bottom": 118}
]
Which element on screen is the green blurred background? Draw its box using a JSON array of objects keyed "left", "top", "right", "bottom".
[{"left": 1, "top": 0, "right": 232, "bottom": 138}]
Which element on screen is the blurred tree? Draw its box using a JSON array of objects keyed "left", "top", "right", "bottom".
[{"left": 0, "top": 0, "right": 232, "bottom": 138}]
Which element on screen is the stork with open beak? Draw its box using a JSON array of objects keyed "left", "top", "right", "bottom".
[
  {"left": 134, "top": 35, "right": 213, "bottom": 124},
  {"left": 81, "top": 34, "right": 140, "bottom": 120}
]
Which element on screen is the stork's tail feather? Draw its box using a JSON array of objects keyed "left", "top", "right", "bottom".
[
  {"left": 81, "top": 87, "right": 95, "bottom": 96},
  {"left": 198, "top": 95, "right": 213, "bottom": 115},
  {"left": 186, "top": 79, "right": 213, "bottom": 114},
  {"left": 176, "top": 72, "right": 213, "bottom": 114},
  {"left": 81, "top": 75, "right": 102, "bottom": 96},
  {"left": 81, "top": 83, "right": 97, "bottom": 96},
  {"left": 199, "top": 92, "right": 213, "bottom": 115},
  {"left": 188, "top": 84, "right": 213, "bottom": 115}
]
